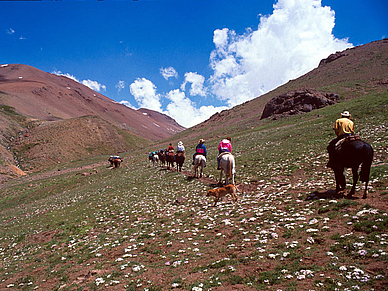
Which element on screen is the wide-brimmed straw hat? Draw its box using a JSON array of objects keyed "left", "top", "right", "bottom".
[{"left": 199, "top": 139, "right": 205, "bottom": 143}]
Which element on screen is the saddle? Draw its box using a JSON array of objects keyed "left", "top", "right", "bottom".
[
  {"left": 176, "top": 152, "right": 185, "bottom": 158},
  {"left": 335, "top": 135, "right": 361, "bottom": 152},
  {"left": 217, "top": 151, "right": 232, "bottom": 160}
]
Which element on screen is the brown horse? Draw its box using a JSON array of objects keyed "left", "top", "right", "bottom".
[
  {"left": 108, "top": 156, "right": 123, "bottom": 168},
  {"left": 176, "top": 152, "right": 185, "bottom": 172},
  {"left": 158, "top": 150, "right": 166, "bottom": 166},
  {"left": 166, "top": 151, "right": 175, "bottom": 169}
]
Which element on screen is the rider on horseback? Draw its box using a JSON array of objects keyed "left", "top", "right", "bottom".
[
  {"left": 177, "top": 141, "right": 185, "bottom": 153},
  {"left": 176, "top": 141, "right": 185, "bottom": 159},
  {"left": 217, "top": 137, "right": 232, "bottom": 170},
  {"left": 167, "top": 143, "right": 174, "bottom": 152},
  {"left": 327, "top": 111, "right": 354, "bottom": 168},
  {"left": 192, "top": 139, "right": 207, "bottom": 165}
]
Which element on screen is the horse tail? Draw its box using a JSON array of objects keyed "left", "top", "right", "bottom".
[
  {"left": 227, "top": 155, "right": 235, "bottom": 177},
  {"left": 231, "top": 156, "right": 236, "bottom": 175},
  {"left": 193, "top": 156, "right": 198, "bottom": 170},
  {"left": 360, "top": 144, "right": 373, "bottom": 182}
]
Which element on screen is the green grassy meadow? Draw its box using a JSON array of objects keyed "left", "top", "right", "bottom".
[{"left": 0, "top": 91, "right": 387, "bottom": 290}]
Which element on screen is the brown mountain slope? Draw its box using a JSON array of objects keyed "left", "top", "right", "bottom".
[
  {"left": 0, "top": 64, "right": 184, "bottom": 139},
  {"left": 0, "top": 64, "right": 184, "bottom": 181},
  {"left": 10, "top": 115, "right": 149, "bottom": 174},
  {"left": 177, "top": 39, "right": 388, "bottom": 142},
  {"left": 137, "top": 108, "right": 185, "bottom": 132}
]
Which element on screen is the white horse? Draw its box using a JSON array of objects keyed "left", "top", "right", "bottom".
[
  {"left": 193, "top": 155, "right": 206, "bottom": 178},
  {"left": 218, "top": 153, "right": 236, "bottom": 185},
  {"left": 152, "top": 154, "right": 159, "bottom": 166}
]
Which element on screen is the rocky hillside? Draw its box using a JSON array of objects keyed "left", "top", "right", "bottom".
[
  {"left": 9, "top": 115, "right": 150, "bottom": 174},
  {"left": 176, "top": 39, "right": 388, "bottom": 143},
  {"left": 260, "top": 89, "right": 339, "bottom": 120},
  {"left": 0, "top": 64, "right": 184, "bottom": 181}
]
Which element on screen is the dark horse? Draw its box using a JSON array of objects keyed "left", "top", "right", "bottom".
[
  {"left": 329, "top": 139, "right": 373, "bottom": 199},
  {"left": 166, "top": 151, "right": 175, "bottom": 169},
  {"left": 175, "top": 152, "right": 185, "bottom": 172},
  {"left": 158, "top": 150, "right": 166, "bottom": 166}
]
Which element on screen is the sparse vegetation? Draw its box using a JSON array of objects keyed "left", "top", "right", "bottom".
[
  {"left": 0, "top": 40, "right": 387, "bottom": 290},
  {"left": 0, "top": 88, "right": 387, "bottom": 290}
]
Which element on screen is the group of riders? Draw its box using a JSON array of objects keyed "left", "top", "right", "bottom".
[
  {"left": 148, "top": 109, "right": 357, "bottom": 172},
  {"left": 149, "top": 137, "right": 234, "bottom": 170}
]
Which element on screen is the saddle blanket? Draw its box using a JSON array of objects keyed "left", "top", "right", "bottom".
[{"left": 335, "top": 135, "right": 361, "bottom": 152}]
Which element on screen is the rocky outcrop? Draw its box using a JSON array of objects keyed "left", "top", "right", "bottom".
[
  {"left": 319, "top": 51, "right": 348, "bottom": 66},
  {"left": 260, "top": 89, "right": 339, "bottom": 120}
]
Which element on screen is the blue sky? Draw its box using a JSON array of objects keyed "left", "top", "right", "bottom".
[{"left": 1, "top": 0, "right": 387, "bottom": 127}]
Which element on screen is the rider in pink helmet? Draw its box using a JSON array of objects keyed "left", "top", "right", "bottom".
[{"left": 217, "top": 137, "right": 232, "bottom": 170}]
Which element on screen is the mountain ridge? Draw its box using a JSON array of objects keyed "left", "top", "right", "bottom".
[
  {"left": 0, "top": 39, "right": 387, "bottom": 181},
  {"left": 0, "top": 64, "right": 185, "bottom": 181},
  {"left": 171, "top": 39, "right": 388, "bottom": 144}
]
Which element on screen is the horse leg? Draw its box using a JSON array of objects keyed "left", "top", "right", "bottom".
[
  {"left": 219, "top": 168, "right": 224, "bottom": 185},
  {"left": 363, "top": 181, "right": 369, "bottom": 199},
  {"left": 225, "top": 174, "right": 229, "bottom": 185},
  {"left": 334, "top": 168, "right": 346, "bottom": 193},
  {"left": 349, "top": 167, "right": 359, "bottom": 197}
]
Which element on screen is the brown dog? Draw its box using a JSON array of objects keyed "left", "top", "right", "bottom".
[{"left": 206, "top": 184, "right": 238, "bottom": 206}]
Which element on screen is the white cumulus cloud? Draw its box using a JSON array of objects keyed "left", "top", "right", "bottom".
[
  {"left": 53, "top": 71, "right": 106, "bottom": 92},
  {"left": 82, "top": 79, "right": 106, "bottom": 92},
  {"left": 112, "top": 0, "right": 356, "bottom": 128},
  {"left": 119, "top": 100, "right": 135, "bottom": 109},
  {"left": 128, "top": 78, "right": 226, "bottom": 127},
  {"left": 164, "top": 89, "right": 227, "bottom": 128},
  {"left": 129, "top": 77, "right": 162, "bottom": 111},
  {"left": 181, "top": 72, "right": 207, "bottom": 97},
  {"left": 209, "top": 0, "right": 353, "bottom": 107},
  {"left": 160, "top": 67, "right": 178, "bottom": 80}
]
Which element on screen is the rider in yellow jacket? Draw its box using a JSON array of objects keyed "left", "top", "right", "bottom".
[
  {"left": 327, "top": 111, "right": 354, "bottom": 168},
  {"left": 333, "top": 111, "right": 354, "bottom": 137}
]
